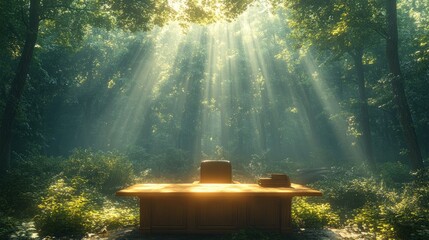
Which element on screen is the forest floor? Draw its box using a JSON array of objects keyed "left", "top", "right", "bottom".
[
  {"left": 15, "top": 222, "right": 375, "bottom": 240},
  {"left": 89, "top": 227, "right": 374, "bottom": 240}
]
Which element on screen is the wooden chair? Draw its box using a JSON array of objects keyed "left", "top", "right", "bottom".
[{"left": 199, "top": 160, "right": 232, "bottom": 183}]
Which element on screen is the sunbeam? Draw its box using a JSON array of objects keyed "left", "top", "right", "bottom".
[
  {"left": 94, "top": 2, "right": 359, "bottom": 168},
  {"left": 301, "top": 53, "right": 367, "bottom": 164},
  {"left": 101, "top": 25, "right": 186, "bottom": 149}
]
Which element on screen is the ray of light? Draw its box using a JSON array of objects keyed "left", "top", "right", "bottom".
[
  {"left": 92, "top": 1, "right": 358, "bottom": 169},
  {"left": 301, "top": 53, "right": 366, "bottom": 164},
  {"left": 99, "top": 24, "right": 186, "bottom": 149}
]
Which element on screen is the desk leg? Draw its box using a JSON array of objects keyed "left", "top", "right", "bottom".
[
  {"left": 139, "top": 197, "right": 151, "bottom": 233},
  {"left": 280, "top": 197, "right": 292, "bottom": 234}
]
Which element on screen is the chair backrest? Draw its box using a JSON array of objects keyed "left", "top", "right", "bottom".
[{"left": 200, "top": 160, "right": 232, "bottom": 183}]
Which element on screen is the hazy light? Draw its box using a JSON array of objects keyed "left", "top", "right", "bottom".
[
  {"left": 94, "top": 2, "right": 362, "bottom": 168},
  {"left": 301, "top": 53, "right": 366, "bottom": 164}
]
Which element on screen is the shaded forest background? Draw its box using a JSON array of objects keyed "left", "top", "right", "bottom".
[{"left": 0, "top": 0, "right": 429, "bottom": 239}]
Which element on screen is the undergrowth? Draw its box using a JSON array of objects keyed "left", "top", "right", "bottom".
[
  {"left": 313, "top": 162, "right": 429, "bottom": 240},
  {"left": 1, "top": 150, "right": 428, "bottom": 240}
]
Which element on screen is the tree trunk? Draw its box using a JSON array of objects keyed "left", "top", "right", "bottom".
[
  {"left": 0, "top": 0, "right": 40, "bottom": 172},
  {"left": 385, "top": 0, "right": 424, "bottom": 170},
  {"left": 352, "top": 49, "right": 375, "bottom": 170}
]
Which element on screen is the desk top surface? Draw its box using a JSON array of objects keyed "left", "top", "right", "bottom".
[{"left": 116, "top": 183, "right": 322, "bottom": 197}]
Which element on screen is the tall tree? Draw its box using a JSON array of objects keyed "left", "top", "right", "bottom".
[
  {"left": 0, "top": 0, "right": 40, "bottom": 172},
  {"left": 385, "top": 0, "right": 423, "bottom": 170}
]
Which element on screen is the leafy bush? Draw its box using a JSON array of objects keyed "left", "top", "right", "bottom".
[
  {"left": 85, "top": 199, "right": 138, "bottom": 230},
  {"left": 0, "top": 215, "right": 17, "bottom": 240},
  {"left": 35, "top": 178, "right": 92, "bottom": 237},
  {"left": 345, "top": 169, "right": 429, "bottom": 240},
  {"left": 348, "top": 203, "right": 396, "bottom": 239},
  {"left": 314, "top": 169, "right": 385, "bottom": 212},
  {"left": 0, "top": 155, "right": 63, "bottom": 217},
  {"left": 292, "top": 197, "right": 340, "bottom": 228},
  {"left": 64, "top": 149, "right": 134, "bottom": 194},
  {"left": 387, "top": 170, "right": 429, "bottom": 240},
  {"left": 35, "top": 150, "right": 139, "bottom": 237},
  {"left": 377, "top": 161, "right": 412, "bottom": 185},
  {"left": 35, "top": 178, "right": 138, "bottom": 238}
]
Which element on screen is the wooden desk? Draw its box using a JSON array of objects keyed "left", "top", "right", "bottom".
[{"left": 116, "top": 183, "right": 322, "bottom": 234}]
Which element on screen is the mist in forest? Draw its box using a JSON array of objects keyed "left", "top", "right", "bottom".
[{"left": 20, "top": 5, "right": 418, "bottom": 171}]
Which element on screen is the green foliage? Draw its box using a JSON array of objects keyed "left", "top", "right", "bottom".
[
  {"left": 85, "top": 199, "right": 138, "bottom": 231},
  {"left": 0, "top": 149, "right": 139, "bottom": 238},
  {"left": 0, "top": 156, "right": 63, "bottom": 238},
  {"left": 348, "top": 203, "right": 397, "bottom": 239},
  {"left": 35, "top": 178, "right": 91, "bottom": 237},
  {"left": 389, "top": 170, "right": 429, "bottom": 239},
  {"left": 348, "top": 182, "right": 429, "bottom": 240},
  {"left": 377, "top": 161, "right": 412, "bottom": 185},
  {"left": 314, "top": 167, "right": 385, "bottom": 212},
  {"left": 0, "top": 216, "right": 17, "bottom": 240},
  {"left": 328, "top": 177, "right": 384, "bottom": 210},
  {"left": 35, "top": 178, "right": 138, "bottom": 238},
  {"left": 280, "top": 0, "right": 383, "bottom": 54},
  {"left": 292, "top": 197, "right": 340, "bottom": 228},
  {"left": 0, "top": 155, "right": 63, "bottom": 217},
  {"left": 64, "top": 149, "right": 134, "bottom": 194},
  {"left": 40, "top": 0, "right": 116, "bottom": 48},
  {"left": 320, "top": 168, "right": 429, "bottom": 240},
  {"left": 109, "top": 0, "right": 173, "bottom": 32}
]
